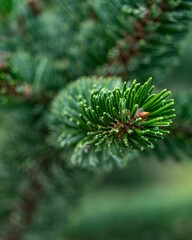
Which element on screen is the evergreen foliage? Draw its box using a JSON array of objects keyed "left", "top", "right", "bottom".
[
  {"left": 50, "top": 77, "right": 175, "bottom": 168},
  {"left": 144, "top": 91, "right": 192, "bottom": 160},
  {"left": 0, "top": 0, "right": 191, "bottom": 239}
]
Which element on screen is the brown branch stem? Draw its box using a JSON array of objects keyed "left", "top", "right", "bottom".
[
  {"left": 101, "top": 0, "right": 169, "bottom": 79},
  {"left": 0, "top": 158, "right": 50, "bottom": 240},
  {"left": 0, "top": 81, "right": 51, "bottom": 105}
]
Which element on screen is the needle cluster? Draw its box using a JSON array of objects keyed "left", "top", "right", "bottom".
[{"left": 50, "top": 77, "right": 175, "bottom": 168}]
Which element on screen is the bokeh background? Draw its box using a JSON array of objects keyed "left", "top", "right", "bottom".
[
  {"left": 0, "top": 1, "right": 192, "bottom": 239},
  {"left": 64, "top": 29, "right": 192, "bottom": 240}
]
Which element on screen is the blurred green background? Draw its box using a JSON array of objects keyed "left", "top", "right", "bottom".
[
  {"left": 64, "top": 25, "right": 192, "bottom": 240},
  {"left": 65, "top": 25, "right": 192, "bottom": 239},
  {"left": 0, "top": 1, "right": 192, "bottom": 239},
  {"left": 65, "top": 160, "right": 192, "bottom": 240}
]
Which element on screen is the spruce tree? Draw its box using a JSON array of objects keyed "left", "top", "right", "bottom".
[{"left": 0, "top": 0, "right": 191, "bottom": 239}]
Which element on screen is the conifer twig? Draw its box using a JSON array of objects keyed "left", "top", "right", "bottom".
[
  {"left": 0, "top": 82, "right": 32, "bottom": 100},
  {"left": 101, "top": 0, "right": 173, "bottom": 78},
  {"left": 0, "top": 62, "right": 51, "bottom": 104},
  {"left": 0, "top": 80, "right": 51, "bottom": 105}
]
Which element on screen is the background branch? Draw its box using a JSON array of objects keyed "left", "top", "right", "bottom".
[{"left": 0, "top": 158, "right": 49, "bottom": 240}]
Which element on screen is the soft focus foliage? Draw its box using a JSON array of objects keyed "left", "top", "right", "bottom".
[
  {"left": 0, "top": 0, "right": 192, "bottom": 239},
  {"left": 50, "top": 77, "right": 174, "bottom": 168}
]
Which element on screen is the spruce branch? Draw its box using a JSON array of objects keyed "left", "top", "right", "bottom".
[
  {"left": 0, "top": 1, "right": 190, "bottom": 238},
  {"left": 0, "top": 80, "right": 51, "bottom": 105},
  {"left": 0, "top": 81, "right": 33, "bottom": 101},
  {"left": 0, "top": 67, "right": 51, "bottom": 105},
  {"left": 97, "top": 2, "right": 152, "bottom": 78},
  {"left": 50, "top": 77, "right": 175, "bottom": 169},
  {"left": 144, "top": 91, "right": 192, "bottom": 160},
  {"left": 95, "top": 0, "right": 192, "bottom": 79}
]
